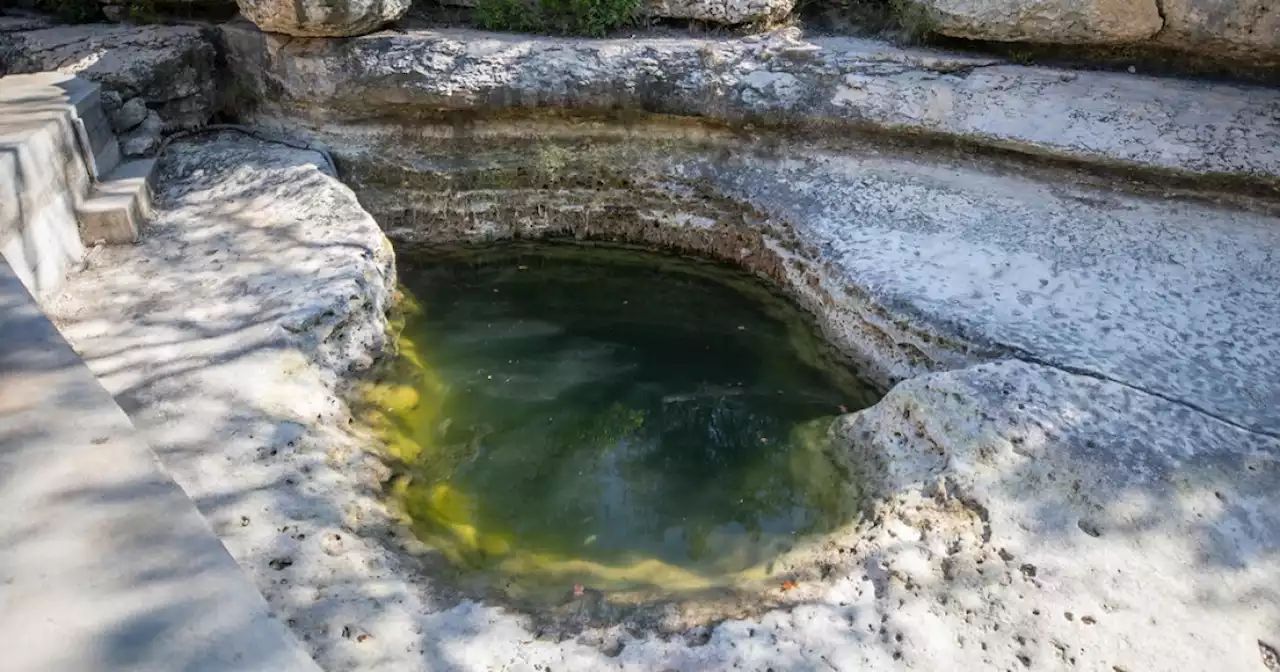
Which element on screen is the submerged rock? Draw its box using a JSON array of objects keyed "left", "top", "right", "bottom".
[{"left": 234, "top": 0, "right": 410, "bottom": 37}]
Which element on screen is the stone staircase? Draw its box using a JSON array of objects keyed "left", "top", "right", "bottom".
[
  {"left": 0, "top": 70, "right": 323, "bottom": 672},
  {"left": 0, "top": 71, "right": 156, "bottom": 301}
]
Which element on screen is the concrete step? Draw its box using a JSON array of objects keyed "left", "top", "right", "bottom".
[
  {"left": 0, "top": 72, "right": 121, "bottom": 180},
  {"left": 1, "top": 72, "right": 96, "bottom": 299},
  {"left": 57, "top": 73, "right": 120, "bottom": 180},
  {"left": 76, "top": 158, "right": 154, "bottom": 245}
]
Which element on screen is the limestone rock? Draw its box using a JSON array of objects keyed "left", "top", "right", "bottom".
[
  {"left": 217, "top": 22, "right": 1280, "bottom": 184},
  {"left": 1157, "top": 0, "right": 1280, "bottom": 59},
  {"left": 0, "top": 23, "right": 216, "bottom": 130},
  {"left": 833, "top": 360, "right": 1280, "bottom": 671},
  {"left": 0, "top": 13, "right": 55, "bottom": 34},
  {"left": 100, "top": 89, "right": 124, "bottom": 115},
  {"left": 49, "top": 132, "right": 396, "bottom": 669},
  {"left": 647, "top": 0, "right": 793, "bottom": 24},
  {"left": 234, "top": 0, "right": 410, "bottom": 37},
  {"left": 119, "top": 110, "right": 163, "bottom": 156},
  {"left": 907, "top": 0, "right": 1163, "bottom": 43},
  {"left": 110, "top": 96, "right": 149, "bottom": 133}
]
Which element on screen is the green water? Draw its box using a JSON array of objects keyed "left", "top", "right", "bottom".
[{"left": 361, "top": 243, "right": 880, "bottom": 603}]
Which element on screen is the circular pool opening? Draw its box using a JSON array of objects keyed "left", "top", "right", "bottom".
[{"left": 358, "top": 243, "right": 880, "bottom": 608}]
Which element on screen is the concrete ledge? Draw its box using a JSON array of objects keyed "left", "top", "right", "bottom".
[
  {"left": 0, "top": 257, "right": 321, "bottom": 672},
  {"left": 1, "top": 72, "right": 156, "bottom": 298},
  {"left": 78, "top": 158, "right": 154, "bottom": 244},
  {"left": 0, "top": 73, "right": 95, "bottom": 299},
  {"left": 219, "top": 22, "right": 1280, "bottom": 189},
  {"left": 0, "top": 22, "right": 218, "bottom": 132}
]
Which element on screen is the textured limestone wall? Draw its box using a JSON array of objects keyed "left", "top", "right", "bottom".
[
  {"left": 1, "top": 21, "right": 217, "bottom": 156},
  {"left": 218, "top": 22, "right": 1280, "bottom": 189}
]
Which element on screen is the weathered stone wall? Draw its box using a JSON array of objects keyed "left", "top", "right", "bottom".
[
  {"left": 12, "top": 9, "right": 1273, "bottom": 672},
  {"left": 234, "top": 0, "right": 411, "bottom": 37},
  {"left": 910, "top": 0, "right": 1164, "bottom": 44},
  {"left": 906, "top": 0, "right": 1279, "bottom": 65},
  {"left": 195, "top": 113, "right": 1280, "bottom": 672},
  {"left": 0, "top": 21, "right": 217, "bottom": 156},
  {"left": 218, "top": 22, "right": 1280, "bottom": 189}
]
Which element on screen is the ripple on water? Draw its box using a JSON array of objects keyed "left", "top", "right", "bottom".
[{"left": 356, "top": 243, "right": 881, "bottom": 607}]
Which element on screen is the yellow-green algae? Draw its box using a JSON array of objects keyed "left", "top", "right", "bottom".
[{"left": 355, "top": 243, "right": 879, "bottom": 605}]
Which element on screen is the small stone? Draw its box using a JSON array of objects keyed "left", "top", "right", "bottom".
[
  {"left": 111, "top": 97, "right": 149, "bottom": 133},
  {"left": 119, "top": 111, "right": 163, "bottom": 157},
  {"left": 321, "top": 532, "right": 345, "bottom": 556},
  {"left": 100, "top": 89, "right": 123, "bottom": 115},
  {"left": 101, "top": 4, "right": 129, "bottom": 21}
]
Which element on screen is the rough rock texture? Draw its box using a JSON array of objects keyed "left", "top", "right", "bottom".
[
  {"left": 0, "top": 13, "right": 55, "bottom": 35},
  {"left": 234, "top": 0, "right": 410, "bottom": 37},
  {"left": 47, "top": 132, "right": 1280, "bottom": 672},
  {"left": 48, "top": 133, "right": 401, "bottom": 670},
  {"left": 828, "top": 360, "right": 1280, "bottom": 672},
  {"left": 0, "top": 22, "right": 216, "bottom": 133},
  {"left": 303, "top": 125, "right": 1280, "bottom": 440},
  {"left": 218, "top": 23, "right": 1280, "bottom": 187},
  {"left": 648, "top": 0, "right": 793, "bottom": 24},
  {"left": 110, "top": 95, "right": 148, "bottom": 132},
  {"left": 911, "top": 0, "right": 1163, "bottom": 43},
  {"left": 1157, "top": 0, "right": 1280, "bottom": 58},
  {"left": 119, "top": 109, "right": 163, "bottom": 156}
]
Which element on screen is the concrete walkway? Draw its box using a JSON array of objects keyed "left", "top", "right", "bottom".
[{"left": 0, "top": 258, "right": 320, "bottom": 671}]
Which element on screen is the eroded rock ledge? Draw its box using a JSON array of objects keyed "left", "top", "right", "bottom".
[
  {"left": 29, "top": 18, "right": 1280, "bottom": 672},
  {"left": 46, "top": 131, "right": 1280, "bottom": 672},
  {"left": 220, "top": 21, "right": 1280, "bottom": 189},
  {"left": 208, "top": 118, "right": 1280, "bottom": 440},
  {"left": 36, "top": 100, "right": 1280, "bottom": 671},
  {"left": 1, "top": 20, "right": 218, "bottom": 155}
]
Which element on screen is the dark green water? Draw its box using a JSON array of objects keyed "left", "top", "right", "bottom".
[{"left": 361, "top": 244, "right": 879, "bottom": 602}]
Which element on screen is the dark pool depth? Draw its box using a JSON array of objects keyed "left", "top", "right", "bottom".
[{"left": 359, "top": 243, "right": 881, "bottom": 603}]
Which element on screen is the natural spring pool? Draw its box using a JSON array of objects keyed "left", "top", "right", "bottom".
[{"left": 357, "top": 243, "right": 881, "bottom": 607}]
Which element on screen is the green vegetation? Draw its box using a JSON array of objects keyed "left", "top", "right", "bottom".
[
  {"left": 125, "top": 0, "right": 161, "bottom": 23},
  {"left": 803, "top": 0, "right": 938, "bottom": 44},
  {"left": 887, "top": 0, "right": 937, "bottom": 42},
  {"left": 34, "top": 0, "right": 101, "bottom": 22},
  {"left": 474, "top": 0, "right": 640, "bottom": 37},
  {"left": 34, "top": 0, "right": 160, "bottom": 23}
]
